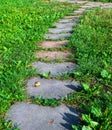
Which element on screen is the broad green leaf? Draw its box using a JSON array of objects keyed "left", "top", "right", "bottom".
[
  {"left": 90, "top": 121, "right": 99, "bottom": 128},
  {"left": 72, "top": 125, "right": 78, "bottom": 130},
  {"left": 101, "top": 70, "right": 108, "bottom": 78},
  {"left": 91, "top": 106, "right": 102, "bottom": 117},
  {"left": 82, "top": 126, "right": 92, "bottom": 130},
  {"left": 82, "top": 114, "right": 91, "bottom": 123},
  {"left": 82, "top": 83, "right": 90, "bottom": 91}
]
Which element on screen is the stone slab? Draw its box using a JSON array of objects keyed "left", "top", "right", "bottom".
[
  {"left": 49, "top": 27, "right": 73, "bottom": 33},
  {"left": 32, "top": 61, "right": 77, "bottom": 77},
  {"left": 45, "top": 33, "right": 71, "bottom": 40},
  {"left": 101, "top": 5, "right": 112, "bottom": 8},
  {"left": 58, "top": 19, "right": 73, "bottom": 23},
  {"left": 26, "top": 77, "right": 80, "bottom": 99},
  {"left": 35, "top": 51, "right": 71, "bottom": 60},
  {"left": 41, "top": 41, "right": 68, "bottom": 48},
  {"left": 55, "top": 22, "right": 76, "bottom": 29},
  {"left": 5, "top": 103, "right": 80, "bottom": 130}
]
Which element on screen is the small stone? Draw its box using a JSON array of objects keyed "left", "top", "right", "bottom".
[{"left": 34, "top": 81, "right": 41, "bottom": 87}]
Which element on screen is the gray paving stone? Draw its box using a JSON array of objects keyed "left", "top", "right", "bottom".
[
  {"left": 58, "top": 19, "right": 73, "bottom": 23},
  {"left": 32, "top": 61, "right": 77, "bottom": 77},
  {"left": 45, "top": 33, "right": 71, "bottom": 40},
  {"left": 55, "top": 22, "right": 76, "bottom": 29},
  {"left": 49, "top": 27, "right": 73, "bottom": 33},
  {"left": 5, "top": 103, "right": 80, "bottom": 130},
  {"left": 26, "top": 77, "right": 79, "bottom": 99},
  {"left": 101, "top": 5, "right": 112, "bottom": 8}
]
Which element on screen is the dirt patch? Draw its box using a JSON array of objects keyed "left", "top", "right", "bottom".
[
  {"left": 35, "top": 50, "right": 71, "bottom": 60},
  {"left": 41, "top": 40, "right": 68, "bottom": 48}
]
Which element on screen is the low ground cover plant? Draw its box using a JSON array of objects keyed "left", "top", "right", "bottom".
[
  {"left": 68, "top": 8, "right": 112, "bottom": 129},
  {"left": 0, "top": 0, "right": 79, "bottom": 129}
]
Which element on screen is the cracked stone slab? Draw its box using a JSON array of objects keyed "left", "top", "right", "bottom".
[
  {"left": 26, "top": 77, "right": 80, "bottom": 99},
  {"left": 35, "top": 51, "right": 71, "bottom": 61},
  {"left": 32, "top": 61, "right": 77, "bottom": 77},
  {"left": 45, "top": 33, "right": 71, "bottom": 40},
  {"left": 41, "top": 40, "right": 68, "bottom": 48},
  {"left": 5, "top": 102, "right": 80, "bottom": 130},
  {"left": 49, "top": 26, "right": 73, "bottom": 33}
]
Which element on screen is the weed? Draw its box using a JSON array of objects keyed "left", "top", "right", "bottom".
[{"left": 68, "top": 8, "right": 112, "bottom": 130}]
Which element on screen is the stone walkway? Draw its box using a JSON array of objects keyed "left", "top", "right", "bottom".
[{"left": 5, "top": 1, "right": 112, "bottom": 130}]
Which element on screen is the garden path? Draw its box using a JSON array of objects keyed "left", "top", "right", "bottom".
[{"left": 5, "top": 1, "right": 112, "bottom": 130}]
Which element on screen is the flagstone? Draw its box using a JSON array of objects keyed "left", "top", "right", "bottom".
[
  {"left": 32, "top": 61, "right": 77, "bottom": 77},
  {"left": 45, "top": 33, "right": 71, "bottom": 40},
  {"left": 49, "top": 26, "right": 73, "bottom": 33},
  {"left": 26, "top": 77, "right": 80, "bottom": 99},
  {"left": 5, "top": 103, "right": 80, "bottom": 130},
  {"left": 54, "top": 22, "right": 76, "bottom": 28}
]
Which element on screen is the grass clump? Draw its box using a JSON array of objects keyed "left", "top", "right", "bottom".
[
  {"left": 90, "top": 0, "right": 112, "bottom": 2},
  {"left": 68, "top": 8, "right": 112, "bottom": 130},
  {"left": 0, "top": 0, "right": 79, "bottom": 129}
]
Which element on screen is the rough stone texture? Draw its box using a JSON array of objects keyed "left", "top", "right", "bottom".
[
  {"left": 41, "top": 41, "right": 68, "bottom": 48},
  {"left": 35, "top": 51, "right": 71, "bottom": 60},
  {"left": 54, "top": 0, "right": 88, "bottom": 4},
  {"left": 101, "top": 4, "right": 112, "bottom": 8},
  {"left": 73, "top": 10, "right": 84, "bottom": 14},
  {"left": 26, "top": 77, "right": 80, "bottom": 99},
  {"left": 45, "top": 33, "right": 71, "bottom": 40},
  {"left": 6, "top": 103, "right": 80, "bottom": 130},
  {"left": 85, "top": 2, "right": 103, "bottom": 7},
  {"left": 58, "top": 19, "right": 73, "bottom": 23},
  {"left": 55, "top": 22, "right": 76, "bottom": 28},
  {"left": 49, "top": 27, "right": 73, "bottom": 33},
  {"left": 32, "top": 62, "right": 77, "bottom": 77}
]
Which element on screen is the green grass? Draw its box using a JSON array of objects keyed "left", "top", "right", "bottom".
[
  {"left": 67, "top": 8, "right": 112, "bottom": 130},
  {"left": 0, "top": 0, "right": 79, "bottom": 129},
  {"left": 90, "top": 0, "right": 112, "bottom": 2}
]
